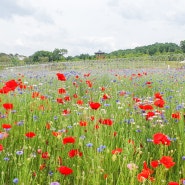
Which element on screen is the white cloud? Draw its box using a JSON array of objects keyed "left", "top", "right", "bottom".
[{"left": 0, "top": 0, "right": 185, "bottom": 56}]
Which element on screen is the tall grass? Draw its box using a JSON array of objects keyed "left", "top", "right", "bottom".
[{"left": 0, "top": 65, "right": 185, "bottom": 185}]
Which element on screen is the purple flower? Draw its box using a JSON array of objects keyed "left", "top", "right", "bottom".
[
  {"left": 50, "top": 182, "right": 60, "bottom": 185},
  {"left": 13, "top": 178, "right": 18, "bottom": 184}
]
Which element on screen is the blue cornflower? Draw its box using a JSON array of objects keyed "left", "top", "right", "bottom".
[
  {"left": 50, "top": 182, "right": 60, "bottom": 185},
  {"left": 16, "top": 150, "right": 23, "bottom": 155},
  {"left": 13, "top": 178, "right": 18, "bottom": 184},
  {"left": 86, "top": 143, "right": 93, "bottom": 147}
]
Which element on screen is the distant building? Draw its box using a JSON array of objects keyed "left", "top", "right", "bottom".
[{"left": 95, "top": 50, "right": 105, "bottom": 60}]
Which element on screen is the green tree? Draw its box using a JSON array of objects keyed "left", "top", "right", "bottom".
[
  {"left": 180, "top": 40, "right": 185, "bottom": 53},
  {"left": 52, "top": 48, "right": 68, "bottom": 61}
]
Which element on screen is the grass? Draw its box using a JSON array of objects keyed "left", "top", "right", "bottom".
[{"left": 0, "top": 62, "right": 185, "bottom": 185}]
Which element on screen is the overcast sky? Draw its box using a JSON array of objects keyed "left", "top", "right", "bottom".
[{"left": 0, "top": 0, "right": 185, "bottom": 56}]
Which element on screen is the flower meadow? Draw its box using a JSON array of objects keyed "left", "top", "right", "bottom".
[{"left": 0, "top": 66, "right": 185, "bottom": 185}]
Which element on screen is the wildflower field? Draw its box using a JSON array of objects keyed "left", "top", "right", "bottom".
[{"left": 0, "top": 63, "right": 185, "bottom": 185}]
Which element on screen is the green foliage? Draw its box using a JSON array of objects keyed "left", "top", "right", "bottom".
[{"left": 180, "top": 40, "right": 185, "bottom": 53}]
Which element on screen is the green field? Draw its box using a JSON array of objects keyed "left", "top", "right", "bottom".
[{"left": 0, "top": 62, "right": 185, "bottom": 185}]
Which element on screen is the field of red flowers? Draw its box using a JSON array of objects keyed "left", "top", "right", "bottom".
[{"left": 0, "top": 66, "right": 185, "bottom": 185}]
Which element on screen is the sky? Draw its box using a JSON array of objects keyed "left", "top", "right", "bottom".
[{"left": 0, "top": 0, "right": 185, "bottom": 57}]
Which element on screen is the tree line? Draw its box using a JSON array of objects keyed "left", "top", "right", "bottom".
[{"left": 1, "top": 40, "right": 185, "bottom": 66}]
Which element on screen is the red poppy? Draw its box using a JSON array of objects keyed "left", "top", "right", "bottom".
[
  {"left": 89, "top": 102, "right": 101, "bottom": 110},
  {"left": 58, "top": 166, "right": 73, "bottom": 175},
  {"left": 146, "top": 112, "right": 155, "bottom": 120},
  {"left": 5, "top": 79, "right": 18, "bottom": 88},
  {"left": 86, "top": 80, "right": 93, "bottom": 88},
  {"left": 154, "top": 92, "right": 163, "bottom": 100},
  {"left": 150, "top": 160, "right": 159, "bottom": 168},
  {"left": 100, "top": 119, "right": 113, "bottom": 126},
  {"left": 102, "top": 94, "right": 110, "bottom": 100},
  {"left": 133, "top": 97, "right": 141, "bottom": 103},
  {"left": 79, "top": 121, "right": 88, "bottom": 126},
  {"left": 2, "top": 124, "right": 12, "bottom": 130},
  {"left": 77, "top": 99, "right": 84, "bottom": 105},
  {"left": 25, "top": 132, "right": 36, "bottom": 138},
  {"left": 3, "top": 103, "right": 13, "bottom": 110},
  {"left": 39, "top": 163, "right": 46, "bottom": 170},
  {"left": 52, "top": 132, "right": 62, "bottom": 137},
  {"left": 154, "top": 99, "right": 165, "bottom": 108},
  {"left": 137, "top": 161, "right": 154, "bottom": 182},
  {"left": 73, "top": 94, "right": 78, "bottom": 98},
  {"left": 160, "top": 156, "right": 175, "bottom": 168},
  {"left": 112, "top": 148, "right": 122, "bottom": 154},
  {"left": 64, "top": 96, "right": 71, "bottom": 101},
  {"left": 153, "top": 133, "right": 171, "bottom": 146},
  {"left": 0, "top": 144, "right": 3, "bottom": 151},
  {"left": 139, "top": 104, "right": 153, "bottom": 110},
  {"left": 63, "top": 137, "right": 75, "bottom": 144},
  {"left": 45, "top": 123, "right": 51, "bottom": 130},
  {"left": 68, "top": 149, "right": 83, "bottom": 158},
  {"left": 56, "top": 73, "right": 66, "bottom": 81},
  {"left": 171, "top": 112, "right": 180, "bottom": 119},
  {"left": 41, "top": 152, "right": 49, "bottom": 159},
  {"left": 84, "top": 73, "right": 90, "bottom": 77},
  {"left": 58, "top": 88, "right": 66, "bottom": 94},
  {"left": 62, "top": 109, "right": 71, "bottom": 115},
  {"left": 32, "top": 92, "right": 40, "bottom": 98},
  {"left": 56, "top": 98, "right": 64, "bottom": 104},
  {"left": 168, "top": 182, "right": 179, "bottom": 185}
]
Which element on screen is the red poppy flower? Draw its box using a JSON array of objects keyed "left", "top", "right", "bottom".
[
  {"left": 3, "top": 103, "right": 13, "bottom": 110},
  {"left": 137, "top": 161, "right": 154, "bottom": 182},
  {"left": 112, "top": 148, "right": 122, "bottom": 154},
  {"left": 63, "top": 137, "right": 75, "bottom": 144},
  {"left": 58, "top": 88, "right": 66, "bottom": 94},
  {"left": 64, "top": 96, "right": 71, "bottom": 101},
  {"left": 0, "top": 144, "right": 3, "bottom": 151},
  {"left": 79, "top": 121, "right": 88, "bottom": 126},
  {"left": 0, "top": 86, "right": 11, "bottom": 94},
  {"left": 139, "top": 104, "right": 153, "bottom": 110},
  {"left": 84, "top": 73, "right": 90, "bottom": 77},
  {"left": 52, "top": 132, "right": 62, "bottom": 137},
  {"left": 168, "top": 182, "right": 179, "bottom": 185},
  {"left": 77, "top": 99, "right": 84, "bottom": 105},
  {"left": 100, "top": 119, "right": 113, "bottom": 126},
  {"left": 56, "top": 73, "right": 66, "bottom": 81},
  {"left": 86, "top": 80, "right": 93, "bottom": 88},
  {"left": 5, "top": 79, "right": 19, "bottom": 91},
  {"left": 154, "top": 99, "right": 165, "bottom": 108},
  {"left": 45, "top": 123, "right": 51, "bottom": 130},
  {"left": 89, "top": 102, "right": 101, "bottom": 110},
  {"left": 62, "top": 109, "right": 71, "bottom": 115},
  {"left": 146, "top": 112, "right": 155, "bottom": 120},
  {"left": 56, "top": 98, "right": 64, "bottom": 104},
  {"left": 41, "top": 152, "right": 49, "bottom": 159},
  {"left": 58, "top": 166, "right": 73, "bottom": 175},
  {"left": 25, "top": 132, "right": 36, "bottom": 138},
  {"left": 32, "top": 92, "right": 40, "bottom": 98},
  {"left": 102, "top": 94, "right": 110, "bottom": 100},
  {"left": 2, "top": 124, "right": 12, "bottom": 130},
  {"left": 171, "top": 112, "right": 180, "bottom": 119},
  {"left": 150, "top": 160, "right": 159, "bottom": 168},
  {"left": 153, "top": 133, "right": 171, "bottom": 146},
  {"left": 73, "top": 94, "right": 78, "bottom": 98},
  {"left": 68, "top": 149, "right": 83, "bottom": 158},
  {"left": 154, "top": 92, "right": 163, "bottom": 100},
  {"left": 160, "top": 156, "right": 175, "bottom": 168}
]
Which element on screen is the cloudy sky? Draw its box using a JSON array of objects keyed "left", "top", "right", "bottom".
[{"left": 0, "top": 0, "right": 185, "bottom": 56}]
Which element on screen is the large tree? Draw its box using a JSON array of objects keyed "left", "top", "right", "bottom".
[
  {"left": 52, "top": 48, "right": 68, "bottom": 61},
  {"left": 180, "top": 40, "right": 185, "bottom": 53}
]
